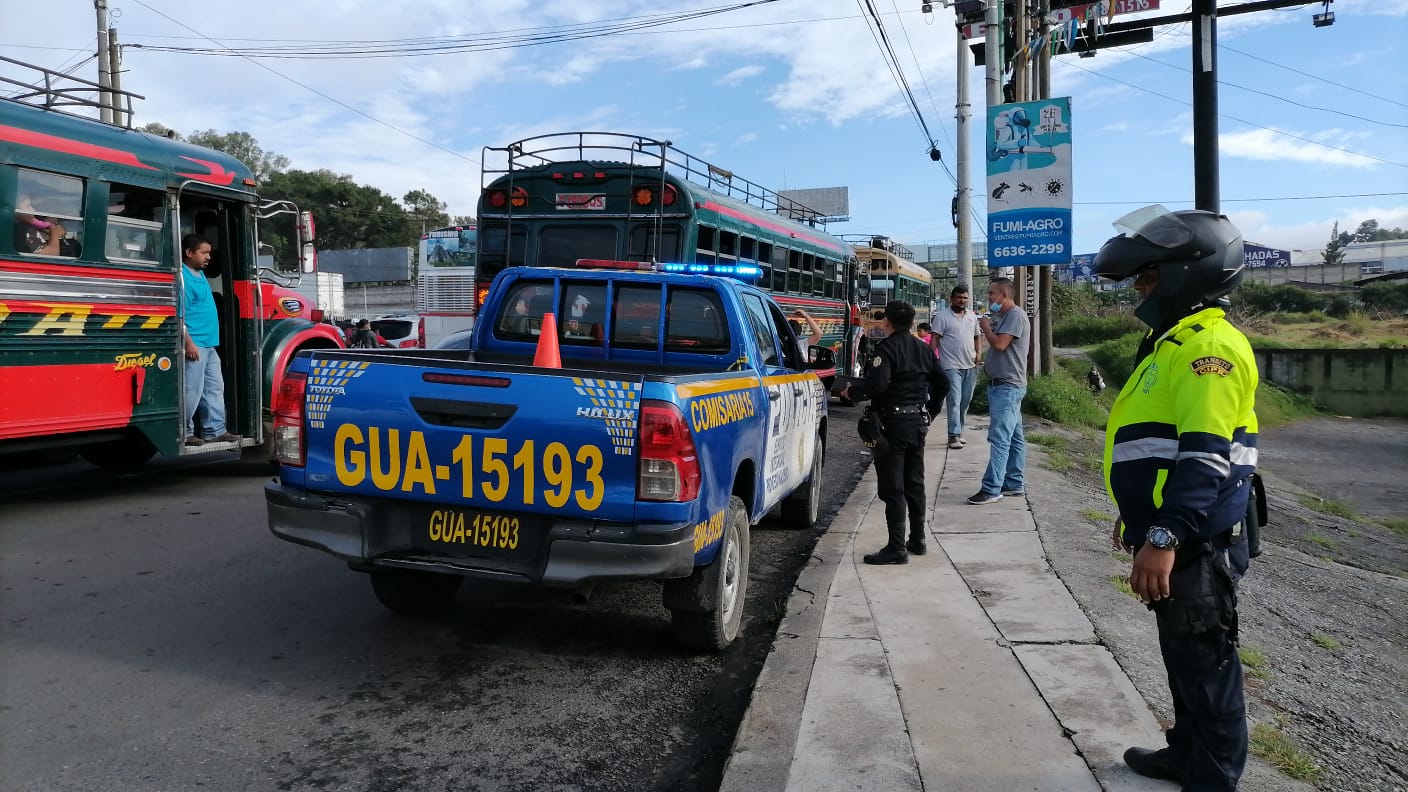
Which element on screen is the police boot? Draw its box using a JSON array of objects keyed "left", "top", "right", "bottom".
[
  {"left": 863, "top": 546, "right": 909, "bottom": 565},
  {"left": 905, "top": 535, "right": 927, "bottom": 555},
  {"left": 1122, "top": 747, "right": 1183, "bottom": 783}
]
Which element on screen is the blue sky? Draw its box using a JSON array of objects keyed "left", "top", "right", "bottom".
[{"left": 6, "top": 0, "right": 1406, "bottom": 258}]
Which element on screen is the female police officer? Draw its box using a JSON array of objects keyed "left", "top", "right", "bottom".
[
  {"left": 839, "top": 300, "right": 947, "bottom": 565},
  {"left": 1096, "top": 207, "right": 1258, "bottom": 791}
]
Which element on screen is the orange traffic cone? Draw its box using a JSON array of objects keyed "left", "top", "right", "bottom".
[{"left": 533, "top": 313, "right": 562, "bottom": 368}]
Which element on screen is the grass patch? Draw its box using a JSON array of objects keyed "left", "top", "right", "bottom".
[
  {"left": 1306, "top": 533, "right": 1337, "bottom": 549},
  {"left": 1081, "top": 508, "right": 1114, "bottom": 523},
  {"left": 1111, "top": 575, "right": 1138, "bottom": 599},
  {"left": 1238, "top": 646, "right": 1270, "bottom": 680},
  {"left": 1029, "top": 433, "right": 1070, "bottom": 450},
  {"left": 1256, "top": 382, "right": 1321, "bottom": 427},
  {"left": 1297, "top": 494, "right": 1356, "bottom": 519},
  {"left": 1023, "top": 370, "right": 1108, "bottom": 428},
  {"left": 1053, "top": 314, "right": 1146, "bottom": 346},
  {"left": 1310, "top": 632, "right": 1342, "bottom": 651},
  {"left": 1044, "top": 449, "right": 1076, "bottom": 472},
  {"left": 1250, "top": 724, "right": 1323, "bottom": 783},
  {"left": 1089, "top": 331, "right": 1144, "bottom": 389},
  {"left": 1110, "top": 550, "right": 1132, "bottom": 562},
  {"left": 1343, "top": 311, "right": 1372, "bottom": 336},
  {"left": 1378, "top": 518, "right": 1408, "bottom": 538}
]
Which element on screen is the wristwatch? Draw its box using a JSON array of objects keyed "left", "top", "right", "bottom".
[{"left": 1146, "top": 525, "right": 1180, "bottom": 551}]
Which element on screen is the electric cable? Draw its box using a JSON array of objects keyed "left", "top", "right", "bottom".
[
  {"left": 129, "top": 0, "right": 481, "bottom": 167},
  {"left": 1058, "top": 57, "right": 1408, "bottom": 169}
]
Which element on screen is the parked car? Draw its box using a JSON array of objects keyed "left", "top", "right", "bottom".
[{"left": 370, "top": 315, "right": 423, "bottom": 349}]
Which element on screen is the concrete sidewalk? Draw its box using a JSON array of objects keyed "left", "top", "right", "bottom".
[{"left": 722, "top": 421, "right": 1174, "bottom": 792}]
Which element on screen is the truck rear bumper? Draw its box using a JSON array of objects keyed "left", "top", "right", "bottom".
[{"left": 265, "top": 482, "right": 697, "bottom": 586}]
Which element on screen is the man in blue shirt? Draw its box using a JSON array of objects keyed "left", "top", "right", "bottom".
[{"left": 181, "top": 234, "right": 239, "bottom": 446}]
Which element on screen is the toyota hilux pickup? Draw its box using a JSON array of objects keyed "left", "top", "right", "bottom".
[{"left": 265, "top": 263, "right": 832, "bottom": 650}]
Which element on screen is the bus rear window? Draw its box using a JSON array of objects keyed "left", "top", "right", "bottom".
[{"left": 539, "top": 227, "right": 617, "bottom": 268}]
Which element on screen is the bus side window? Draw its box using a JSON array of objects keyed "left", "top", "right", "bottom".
[
  {"left": 13, "top": 168, "right": 84, "bottom": 258},
  {"left": 758, "top": 241, "right": 773, "bottom": 288},
  {"left": 787, "top": 249, "right": 802, "bottom": 294},
  {"left": 696, "top": 225, "right": 717, "bottom": 266},
  {"left": 772, "top": 246, "right": 787, "bottom": 292},
  {"left": 105, "top": 185, "right": 165, "bottom": 266}
]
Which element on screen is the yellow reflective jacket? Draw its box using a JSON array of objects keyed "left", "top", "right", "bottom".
[{"left": 1103, "top": 307, "right": 1258, "bottom": 566}]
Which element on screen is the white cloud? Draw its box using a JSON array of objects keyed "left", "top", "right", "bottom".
[
  {"left": 1101, "top": 121, "right": 1131, "bottom": 132},
  {"left": 717, "top": 65, "right": 765, "bottom": 86},
  {"left": 1227, "top": 205, "right": 1408, "bottom": 251},
  {"left": 1182, "top": 128, "right": 1383, "bottom": 169},
  {"left": 736, "top": 131, "right": 758, "bottom": 145}
]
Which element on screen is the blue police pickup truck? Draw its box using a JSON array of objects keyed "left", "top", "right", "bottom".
[{"left": 265, "top": 264, "right": 832, "bottom": 650}]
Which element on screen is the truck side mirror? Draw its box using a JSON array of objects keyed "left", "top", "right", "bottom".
[{"left": 809, "top": 346, "right": 836, "bottom": 370}]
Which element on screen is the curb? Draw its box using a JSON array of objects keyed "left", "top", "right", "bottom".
[{"left": 718, "top": 472, "right": 877, "bottom": 792}]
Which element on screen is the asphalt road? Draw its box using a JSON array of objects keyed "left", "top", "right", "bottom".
[{"left": 0, "top": 403, "right": 871, "bottom": 792}]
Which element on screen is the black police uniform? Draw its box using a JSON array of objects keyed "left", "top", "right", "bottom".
[{"left": 848, "top": 330, "right": 947, "bottom": 554}]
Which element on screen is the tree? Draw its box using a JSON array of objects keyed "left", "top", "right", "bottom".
[
  {"left": 451, "top": 214, "right": 476, "bottom": 226},
  {"left": 261, "top": 169, "right": 417, "bottom": 268},
  {"left": 402, "top": 188, "right": 450, "bottom": 232},
  {"left": 1351, "top": 218, "right": 1408, "bottom": 243},
  {"left": 1322, "top": 220, "right": 1345, "bottom": 267},
  {"left": 186, "top": 129, "right": 290, "bottom": 181}
]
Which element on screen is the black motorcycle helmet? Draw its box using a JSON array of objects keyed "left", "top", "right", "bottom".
[{"left": 1094, "top": 207, "right": 1245, "bottom": 329}]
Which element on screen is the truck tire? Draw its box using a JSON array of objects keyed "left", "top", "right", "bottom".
[
  {"left": 369, "top": 569, "right": 463, "bottom": 615},
  {"left": 669, "top": 496, "right": 750, "bottom": 652},
  {"left": 781, "top": 433, "right": 824, "bottom": 529},
  {"left": 78, "top": 436, "right": 156, "bottom": 469}
]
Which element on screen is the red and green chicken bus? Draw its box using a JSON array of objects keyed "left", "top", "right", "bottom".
[
  {"left": 0, "top": 59, "right": 343, "bottom": 467},
  {"left": 472, "top": 132, "right": 870, "bottom": 387}
]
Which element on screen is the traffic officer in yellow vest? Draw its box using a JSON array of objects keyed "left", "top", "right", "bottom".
[{"left": 1095, "top": 207, "right": 1258, "bottom": 792}]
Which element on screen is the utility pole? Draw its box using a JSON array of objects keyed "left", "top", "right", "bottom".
[
  {"left": 95, "top": 0, "right": 113, "bottom": 123},
  {"left": 1192, "top": 0, "right": 1219, "bottom": 213},
  {"left": 108, "top": 26, "right": 125, "bottom": 126},
  {"left": 955, "top": 26, "right": 973, "bottom": 298},
  {"left": 1037, "top": 0, "right": 1055, "bottom": 375}
]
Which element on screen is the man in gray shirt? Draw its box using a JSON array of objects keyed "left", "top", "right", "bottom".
[
  {"left": 932, "top": 284, "right": 982, "bottom": 449},
  {"left": 968, "top": 277, "right": 1030, "bottom": 505}
]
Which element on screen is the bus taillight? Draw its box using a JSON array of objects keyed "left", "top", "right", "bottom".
[{"left": 487, "top": 190, "right": 507, "bottom": 208}]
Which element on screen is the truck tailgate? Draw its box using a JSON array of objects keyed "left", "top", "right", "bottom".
[{"left": 300, "top": 353, "right": 643, "bottom": 525}]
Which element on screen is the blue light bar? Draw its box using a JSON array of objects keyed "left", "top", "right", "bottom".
[{"left": 656, "top": 262, "right": 762, "bottom": 280}]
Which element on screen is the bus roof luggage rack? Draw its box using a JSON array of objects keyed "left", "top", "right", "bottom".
[
  {"left": 841, "top": 234, "right": 915, "bottom": 261},
  {"left": 482, "top": 131, "right": 831, "bottom": 228},
  {"left": 0, "top": 55, "right": 144, "bottom": 128}
]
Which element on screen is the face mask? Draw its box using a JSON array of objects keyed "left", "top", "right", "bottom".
[{"left": 989, "top": 301, "right": 1003, "bottom": 314}]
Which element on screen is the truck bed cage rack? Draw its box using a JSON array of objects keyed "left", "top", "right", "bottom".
[
  {"left": 482, "top": 132, "right": 829, "bottom": 228},
  {"left": 0, "top": 55, "right": 143, "bottom": 129}
]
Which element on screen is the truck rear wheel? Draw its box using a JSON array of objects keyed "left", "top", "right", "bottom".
[
  {"left": 79, "top": 436, "right": 156, "bottom": 469},
  {"left": 781, "top": 433, "right": 824, "bottom": 529},
  {"left": 369, "top": 569, "right": 463, "bottom": 615},
  {"left": 668, "top": 496, "right": 749, "bottom": 652}
]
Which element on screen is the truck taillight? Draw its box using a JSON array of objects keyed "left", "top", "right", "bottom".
[
  {"left": 637, "top": 401, "right": 701, "bottom": 502},
  {"left": 274, "top": 371, "right": 307, "bottom": 467}
]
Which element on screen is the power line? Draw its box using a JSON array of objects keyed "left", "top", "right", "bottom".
[
  {"left": 1059, "top": 57, "right": 1408, "bottom": 169},
  {"left": 128, "top": 0, "right": 481, "bottom": 167},
  {"left": 129, "top": 1, "right": 787, "bottom": 59},
  {"left": 1122, "top": 49, "right": 1408, "bottom": 129},
  {"left": 890, "top": 0, "right": 956, "bottom": 157},
  {"left": 1075, "top": 191, "right": 1408, "bottom": 205},
  {"left": 1207, "top": 36, "right": 1408, "bottom": 111}
]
